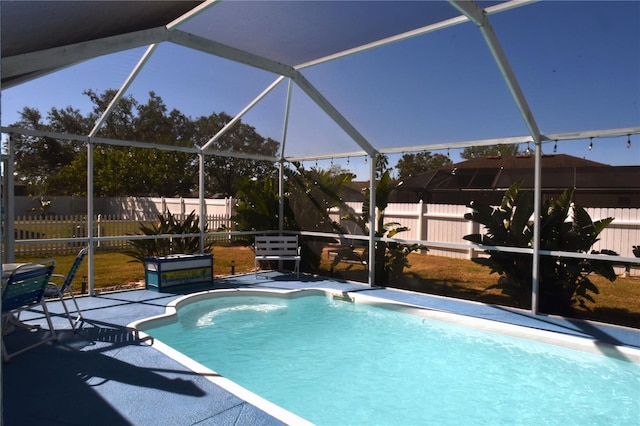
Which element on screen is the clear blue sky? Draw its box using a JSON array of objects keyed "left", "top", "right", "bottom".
[{"left": 2, "top": 1, "right": 638, "bottom": 180}]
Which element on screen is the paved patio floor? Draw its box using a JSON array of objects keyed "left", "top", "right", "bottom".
[{"left": 2, "top": 272, "right": 639, "bottom": 425}]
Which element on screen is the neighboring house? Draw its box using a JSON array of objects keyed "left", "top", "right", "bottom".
[
  {"left": 391, "top": 154, "right": 640, "bottom": 208},
  {"left": 340, "top": 181, "right": 369, "bottom": 202}
]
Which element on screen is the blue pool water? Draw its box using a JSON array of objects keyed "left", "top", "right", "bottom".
[{"left": 144, "top": 294, "right": 640, "bottom": 425}]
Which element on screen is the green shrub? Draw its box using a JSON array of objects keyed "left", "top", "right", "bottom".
[
  {"left": 125, "top": 210, "right": 212, "bottom": 263},
  {"left": 464, "top": 181, "right": 617, "bottom": 314}
]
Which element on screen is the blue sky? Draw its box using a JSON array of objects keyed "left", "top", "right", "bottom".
[{"left": 2, "top": 1, "right": 638, "bottom": 180}]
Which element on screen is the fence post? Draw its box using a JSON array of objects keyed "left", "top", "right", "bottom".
[
  {"left": 416, "top": 200, "right": 426, "bottom": 253},
  {"left": 421, "top": 201, "right": 428, "bottom": 253},
  {"left": 467, "top": 206, "right": 479, "bottom": 259},
  {"left": 226, "top": 197, "right": 233, "bottom": 241},
  {"left": 97, "top": 214, "right": 102, "bottom": 248}
]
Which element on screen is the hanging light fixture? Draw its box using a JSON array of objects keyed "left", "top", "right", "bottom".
[
  {"left": 589, "top": 137, "right": 593, "bottom": 151},
  {"left": 525, "top": 142, "right": 531, "bottom": 156},
  {"left": 627, "top": 134, "right": 632, "bottom": 149},
  {"left": 553, "top": 140, "right": 558, "bottom": 153}
]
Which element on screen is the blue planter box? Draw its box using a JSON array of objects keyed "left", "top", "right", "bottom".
[{"left": 144, "top": 253, "right": 213, "bottom": 291}]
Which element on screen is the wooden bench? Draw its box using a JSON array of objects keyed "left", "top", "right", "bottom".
[{"left": 254, "top": 235, "right": 301, "bottom": 278}]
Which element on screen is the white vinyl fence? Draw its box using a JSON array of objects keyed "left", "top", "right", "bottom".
[
  {"left": 8, "top": 197, "right": 640, "bottom": 275},
  {"left": 330, "top": 202, "right": 640, "bottom": 276}
]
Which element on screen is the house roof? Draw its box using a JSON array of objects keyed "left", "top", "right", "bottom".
[
  {"left": 450, "top": 153, "right": 609, "bottom": 170},
  {"left": 400, "top": 154, "right": 639, "bottom": 192}
]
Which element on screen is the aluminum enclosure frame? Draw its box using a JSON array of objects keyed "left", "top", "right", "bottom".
[{"left": 1, "top": 0, "right": 639, "bottom": 311}]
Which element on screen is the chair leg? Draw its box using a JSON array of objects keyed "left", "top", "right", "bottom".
[
  {"left": 66, "top": 290, "right": 84, "bottom": 330},
  {"left": 57, "top": 295, "right": 76, "bottom": 330},
  {"left": 40, "top": 300, "right": 58, "bottom": 343},
  {"left": 1, "top": 303, "right": 58, "bottom": 362},
  {"left": 2, "top": 337, "right": 11, "bottom": 363}
]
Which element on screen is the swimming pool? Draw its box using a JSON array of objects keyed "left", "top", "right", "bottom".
[{"left": 135, "top": 289, "right": 640, "bottom": 425}]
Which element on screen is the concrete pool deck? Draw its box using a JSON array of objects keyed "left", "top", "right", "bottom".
[{"left": 3, "top": 272, "right": 639, "bottom": 425}]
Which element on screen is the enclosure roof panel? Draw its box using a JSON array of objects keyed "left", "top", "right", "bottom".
[
  {"left": 1, "top": 1, "right": 203, "bottom": 86},
  {"left": 179, "top": 1, "right": 492, "bottom": 67},
  {"left": 1, "top": 1, "right": 507, "bottom": 85}
]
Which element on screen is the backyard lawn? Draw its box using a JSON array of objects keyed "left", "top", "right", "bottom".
[{"left": 16, "top": 245, "right": 640, "bottom": 328}]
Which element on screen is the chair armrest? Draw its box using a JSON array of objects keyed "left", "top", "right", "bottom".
[{"left": 48, "top": 274, "right": 66, "bottom": 282}]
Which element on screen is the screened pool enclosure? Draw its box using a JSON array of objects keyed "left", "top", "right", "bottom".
[{"left": 1, "top": 1, "right": 639, "bottom": 314}]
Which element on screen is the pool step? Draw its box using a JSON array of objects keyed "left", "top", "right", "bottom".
[{"left": 331, "top": 292, "right": 354, "bottom": 303}]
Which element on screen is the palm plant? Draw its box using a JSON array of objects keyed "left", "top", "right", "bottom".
[
  {"left": 125, "top": 210, "right": 211, "bottom": 263},
  {"left": 334, "top": 171, "right": 425, "bottom": 286},
  {"left": 464, "top": 181, "right": 617, "bottom": 314}
]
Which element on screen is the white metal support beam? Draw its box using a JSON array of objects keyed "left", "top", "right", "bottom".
[
  {"left": 292, "top": 71, "right": 378, "bottom": 157},
  {"left": 87, "top": 137, "right": 95, "bottom": 296},
  {"left": 166, "top": 0, "right": 222, "bottom": 30},
  {"left": 199, "top": 152, "right": 206, "bottom": 252},
  {"left": 1, "top": 27, "right": 168, "bottom": 89},
  {"left": 368, "top": 154, "right": 377, "bottom": 287},
  {"left": 297, "top": 0, "right": 538, "bottom": 70},
  {"left": 200, "top": 76, "right": 286, "bottom": 151},
  {"left": 89, "top": 44, "right": 159, "bottom": 137},
  {"left": 169, "top": 30, "right": 296, "bottom": 78},
  {"left": 450, "top": 0, "right": 543, "bottom": 315},
  {"left": 450, "top": 1, "right": 541, "bottom": 141},
  {"left": 4, "top": 135, "right": 15, "bottom": 264},
  {"left": 279, "top": 79, "right": 294, "bottom": 233}
]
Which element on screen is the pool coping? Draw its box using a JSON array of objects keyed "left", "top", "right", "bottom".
[
  {"left": 5, "top": 271, "right": 638, "bottom": 425},
  {"left": 129, "top": 283, "right": 640, "bottom": 425}
]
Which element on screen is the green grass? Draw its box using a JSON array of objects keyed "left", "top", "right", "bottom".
[
  {"left": 15, "top": 247, "right": 640, "bottom": 328},
  {"left": 15, "top": 245, "right": 257, "bottom": 293}
]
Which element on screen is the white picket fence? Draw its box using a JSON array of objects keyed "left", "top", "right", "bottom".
[
  {"left": 9, "top": 198, "right": 640, "bottom": 275},
  {"left": 12, "top": 213, "right": 233, "bottom": 256}
]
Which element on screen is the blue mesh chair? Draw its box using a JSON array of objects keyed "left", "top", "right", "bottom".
[
  {"left": 2, "top": 259, "right": 57, "bottom": 362},
  {"left": 45, "top": 246, "right": 88, "bottom": 331}
]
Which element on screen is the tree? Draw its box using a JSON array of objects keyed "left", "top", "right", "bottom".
[
  {"left": 233, "top": 174, "right": 292, "bottom": 233},
  {"left": 90, "top": 90, "right": 198, "bottom": 196},
  {"left": 286, "top": 162, "right": 354, "bottom": 233},
  {"left": 10, "top": 107, "right": 88, "bottom": 194},
  {"left": 375, "top": 153, "right": 390, "bottom": 180},
  {"left": 464, "top": 180, "right": 617, "bottom": 314},
  {"left": 194, "top": 112, "right": 280, "bottom": 197},
  {"left": 395, "top": 151, "right": 452, "bottom": 179},
  {"left": 9, "top": 90, "right": 279, "bottom": 197},
  {"left": 460, "top": 144, "right": 520, "bottom": 159},
  {"left": 334, "top": 170, "right": 425, "bottom": 285}
]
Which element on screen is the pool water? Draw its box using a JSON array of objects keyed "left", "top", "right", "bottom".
[{"left": 144, "top": 294, "right": 640, "bottom": 425}]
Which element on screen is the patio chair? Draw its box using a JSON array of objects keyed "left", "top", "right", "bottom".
[
  {"left": 44, "top": 246, "right": 88, "bottom": 331},
  {"left": 2, "top": 259, "right": 57, "bottom": 362}
]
